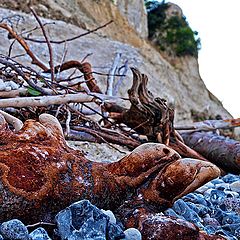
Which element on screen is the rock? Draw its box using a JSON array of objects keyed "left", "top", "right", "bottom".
[
  {"left": 5, "top": 80, "right": 19, "bottom": 90},
  {"left": 222, "top": 174, "right": 239, "bottom": 183},
  {"left": 55, "top": 200, "right": 124, "bottom": 240},
  {"left": 222, "top": 213, "right": 240, "bottom": 225},
  {"left": 29, "top": 227, "right": 51, "bottom": 240},
  {"left": 123, "top": 228, "right": 142, "bottom": 240},
  {"left": 182, "top": 193, "right": 208, "bottom": 206},
  {"left": 101, "top": 209, "right": 117, "bottom": 224},
  {"left": 0, "top": 79, "right": 5, "bottom": 91},
  {"left": 223, "top": 190, "right": 239, "bottom": 198},
  {"left": 116, "top": 0, "right": 148, "bottom": 39},
  {"left": 215, "top": 183, "right": 230, "bottom": 191},
  {"left": 230, "top": 182, "right": 240, "bottom": 193},
  {"left": 0, "top": 219, "right": 29, "bottom": 240},
  {"left": 172, "top": 199, "right": 202, "bottom": 225},
  {"left": 211, "top": 178, "right": 224, "bottom": 185},
  {"left": 209, "top": 190, "right": 226, "bottom": 205}
]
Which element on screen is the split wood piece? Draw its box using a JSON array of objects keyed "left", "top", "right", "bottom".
[
  {"left": 0, "top": 23, "right": 48, "bottom": 71},
  {"left": 117, "top": 68, "right": 207, "bottom": 161},
  {"left": 182, "top": 131, "right": 240, "bottom": 174},
  {"left": 0, "top": 113, "right": 220, "bottom": 224},
  {"left": 44, "top": 61, "right": 102, "bottom": 93}
]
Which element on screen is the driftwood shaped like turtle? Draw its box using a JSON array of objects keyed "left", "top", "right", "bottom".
[{"left": 0, "top": 112, "right": 221, "bottom": 239}]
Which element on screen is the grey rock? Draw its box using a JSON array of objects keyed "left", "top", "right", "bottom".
[
  {"left": 29, "top": 227, "right": 51, "bottom": 240},
  {"left": 55, "top": 200, "right": 124, "bottom": 240},
  {"left": 124, "top": 228, "right": 142, "bottom": 240},
  {"left": 230, "top": 181, "right": 240, "bottom": 193},
  {"left": 224, "top": 190, "right": 239, "bottom": 198},
  {"left": 215, "top": 183, "right": 230, "bottom": 191},
  {"left": 0, "top": 219, "right": 29, "bottom": 240},
  {"left": 0, "top": 79, "right": 5, "bottom": 91},
  {"left": 101, "top": 209, "right": 116, "bottom": 224},
  {"left": 5, "top": 80, "right": 19, "bottom": 90}
]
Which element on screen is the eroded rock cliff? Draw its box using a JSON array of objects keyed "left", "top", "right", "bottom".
[{"left": 0, "top": 0, "right": 231, "bottom": 123}]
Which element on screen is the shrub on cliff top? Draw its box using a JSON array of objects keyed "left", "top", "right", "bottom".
[{"left": 145, "top": 0, "right": 201, "bottom": 57}]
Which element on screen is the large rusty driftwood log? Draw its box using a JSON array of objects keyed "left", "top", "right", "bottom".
[
  {"left": 182, "top": 132, "right": 240, "bottom": 174},
  {"left": 0, "top": 113, "right": 220, "bottom": 235}
]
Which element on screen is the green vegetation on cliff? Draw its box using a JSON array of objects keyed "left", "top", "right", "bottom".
[{"left": 145, "top": 0, "right": 201, "bottom": 57}]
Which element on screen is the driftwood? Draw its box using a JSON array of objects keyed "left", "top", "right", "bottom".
[
  {"left": 107, "top": 68, "right": 207, "bottom": 161},
  {"left": 0, "top": 112, "right": 220, "bottom": 238},
  {"left": 182, "top": 132, "right": 240, "bottom": 174}
]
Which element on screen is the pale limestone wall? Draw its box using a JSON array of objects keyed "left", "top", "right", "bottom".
[{"left": 0, "top": 4, "right": 232, "bottom": 124}]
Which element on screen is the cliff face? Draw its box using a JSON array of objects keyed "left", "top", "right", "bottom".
[{"left": 0, "top": 0, "right": 231, "bottom": 123}]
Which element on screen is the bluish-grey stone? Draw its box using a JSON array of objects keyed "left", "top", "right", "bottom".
[
  {"left": 55, "top": 200, "right": 124, "bottom": 240},
  {"left": 230, "top": 182, "right": 240, "bottom": 193},
  {"left": 211, "top": 178, "right": 224, "bottom": 185},
  {"left": 182, "top": 193, "right": 207, "bottom": 206},
  {"left": 222, "top": 213, "right": 240, "bottom": 225},
  {"left": 209, "top": 189, "right": 226, "bottom": 205},
  {"left": 124, "top": 228, "right": 142, "bottom": 240},
  {"left": 172, "top": 199, "right": 202, "bottom": 224},
  {"left": 0, "top": 219, "right": 29, "bottom": 240},
  {"left": 215, "top": 183, "right": 230, "bottom": 191},
  {"left": 222, "top": 174, "right": 239, "bottom": 183},
  {"left": 223, "top": 190, "right": 239, "bottom": 198},
  {"left": 29, "top": 227, "right": 51, "bottom": 240}
]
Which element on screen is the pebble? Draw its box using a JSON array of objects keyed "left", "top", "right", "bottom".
[
  {"left": 215, "top": 183, "right": 230, "bottom": 191},
  {"left": 124, "top": 228, "right": 142, "bottom": 240},
  {"left": 55, "top": 199, "right": 124, "bottom": 240},
  {"left": 164, "top": 173, "right": 240, "bottom": 239},
  {"left": 101, "top": 209, "right": 117, "bottom": 224},
  {"left": 230, "top": 182, "right": 240, "bottom": 193},
  {"left": 0, "top": 219, "right": 29, "bottom": 240},
  {"left": 29, "top": 227, "right": 51, "bottom": 240},
  {"left": 223, "top": 190, "right": 239, "bottom": 198}
]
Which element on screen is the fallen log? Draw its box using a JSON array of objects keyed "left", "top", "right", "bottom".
[
  {"left": 0, "top": 112, "right": 220, "bottom": 230},
  {"left": 182, "top": 131, "right": 240, "bottom": 174}
]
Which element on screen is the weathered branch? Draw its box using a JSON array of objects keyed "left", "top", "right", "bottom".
[
  {"left": 0, "top": 93, "right": 96, "bottom": 108},
  {"left": 0, "top": 23, "right": 48, "bottom": 70},
  {"left": 0, "top": 88, "right": 27, "bottom": 98}
]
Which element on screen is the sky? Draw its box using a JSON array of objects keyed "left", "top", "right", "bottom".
[{"left": 164, "top": 0, "right": 240, "bottom": 118}]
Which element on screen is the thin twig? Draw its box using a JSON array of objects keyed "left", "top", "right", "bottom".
[
  {"left": 30, "top": 7, "right": 55, "bottom": 82},
  {"left": 24, "top": 20, "right": 114, "bottom": 44}
]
